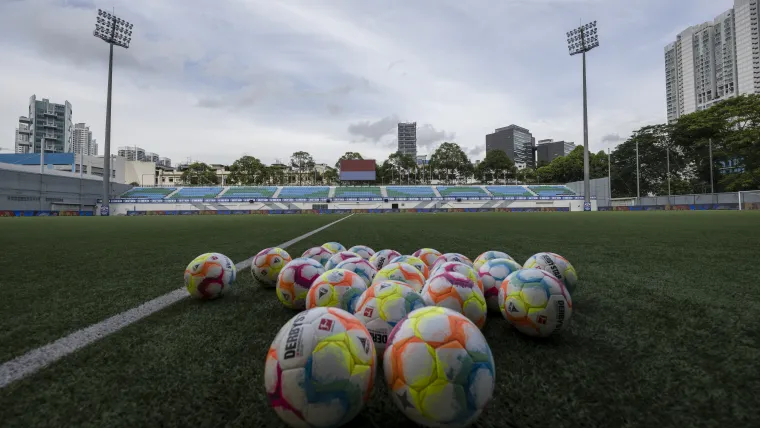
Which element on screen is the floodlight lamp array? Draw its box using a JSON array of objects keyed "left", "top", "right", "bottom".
[
  {"left": 566, "top": 21, "right": 599, "bottom": 56},
  {"left": 93, "top": 8, "right": 133, "bottom": 48}
]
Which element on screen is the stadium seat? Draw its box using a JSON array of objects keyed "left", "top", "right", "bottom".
[
  {"left": 386, "top": 186, "right": 437, "bottom": 197},
  {"left": 333, "top": 187, "right": 382, "bottom": 198},
  {"left": 278, "top": 187, "right": 330, "bottom": 199},
  {"left": 120, "top": 187, "right": 176, "bottom": 199},
  {"left": 223, "top": 186, "right": 277, "bottom": 198},
  {"left": 486, "top": 186, "right": 535, "bottom": 197},
  {"left": 527, "top": 185, "right": 576, "bottom": 196},
  {"left": 436, "top": 186, "right": 488, "bottom": 197},
  {"left": 169, "top": 187, "right": 223, "bottom": 199}
]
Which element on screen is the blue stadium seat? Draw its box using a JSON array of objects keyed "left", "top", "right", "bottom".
[
  {"left": 334, "top": 187, "right": 382, "bottom": 198},
  {"left": 120, "top": 187, "right": 175, "bottom": 199},
  {"left": 437, "top": 186, "right": 487, "bottom": 197},
  {"left": 386, "top": 186, "right": 436, "bottom": 197},
  {"left": 278, "top": 187, "right": 329, "bottom": 199},
  {"left": 527, "top": 185, "right": 576, "bottom": 196},
  {"left": 486, "top": 186, "right": 534, "bottom": 197},
  {"left": 169, "top": 187, "right": 223, "bottom": 199},
  {"left": 223, "top": 186, "right": 277, "bottom": 198}
]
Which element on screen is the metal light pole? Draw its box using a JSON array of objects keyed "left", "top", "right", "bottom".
[
  {"left": 567, "top": 21, "right": 599, "bottom": 211},
  {"left": 93, "top": 9, "right": 133, "bottom": 216},
  {"left": 635, "top": 140, "right": 641, "bottom": 203},
  {"left": 607, "top": 147, "right": 612, "bottom": 200},
  {"left": 708, "top": 138, "right": 715, "bottom": 194}
]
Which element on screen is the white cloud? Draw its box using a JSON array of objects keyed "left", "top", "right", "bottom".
[{"left": 0, "top": 0, "right": 727, "bottom": 165}]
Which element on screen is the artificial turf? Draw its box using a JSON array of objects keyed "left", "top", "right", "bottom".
[
  {"left": 0, "top": 215, "right": 341, "bottom": 362},
  {"left": 1, "top": 211, "right": 759, "bottom": 428}
]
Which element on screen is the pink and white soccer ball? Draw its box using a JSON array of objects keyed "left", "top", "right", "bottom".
[
  {"left": 276, "top": 258, "right": 326, "bottom": 310},
  {"left": 325, "top": 251, "right": 362, "bottom": 271},
  {"left": 473, "top": 250, "right": 515, "bottom": 271},
  {"left": 301, "top": 246, "right": 334, "bottom": 267},
  {"left": 431, "top": 253, "right": 473, "bottom": 272},
  {"left": 335, "top": 257, "right": 378, "bottom": 287},
  {"left": 347, "top": 245, "right": 376, "bottom": 260},
  {"left": 478, "top": 258, "right": 523, "bottom": 312},
  {"left": 421, "top": 271, "right": 487, "bottom": 329},
  {"left": 369, "top": 249, "right": 402, "bottom": 271},
  {"left": 429, "top": 261, "right": 483, "bottom": 293}
]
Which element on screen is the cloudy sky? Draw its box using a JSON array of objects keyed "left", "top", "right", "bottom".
[{"left": 0, "top": 0, "right": 734, "bottom": 165}]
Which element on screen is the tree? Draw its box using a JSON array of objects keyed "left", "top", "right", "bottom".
[
  {"left": 290, "top": 151, "right": 315, "bottom": 186},
  {"left": 381, "top": 152, "right": 417, "bottom": 184},
  {"left": 335, "top": 152, "right": 364, "bottom": 169},
  {"left": 476, "top": 150, "right": 515, "bottom": 184},
  {"left": 129, "top": 181, "right": 140, "bottom": 187},
  {"left": 180, "top": 162, "right": 219, "bottom": 185},
  {"left": 227, "top": 155, "right": 265, "bottom": 185},
  {"left": 323, "top": 167, "right": 339, "bottom": 184},
  {"left": 429, "top": 142, "right": 472, "bottom": 184}
]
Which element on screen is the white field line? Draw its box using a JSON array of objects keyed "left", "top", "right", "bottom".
[{"left": 0, "top": 213, "right": 354, "bottom": 389}]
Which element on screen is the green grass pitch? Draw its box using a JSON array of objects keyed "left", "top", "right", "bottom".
[{"left": 1, "top": 211, "right": 759, "bottom": 428}]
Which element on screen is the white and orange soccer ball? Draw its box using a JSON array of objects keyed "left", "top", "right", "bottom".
[
  {"left": 301, "top": 246, "right": 334, "bottom": 267},
  {"left": 276, "top": 258, "right": 325, "bottom": 310},
  {"left": 266, "top": 307, "right": 376, "bottom": 427},
  {"left": 383, "top": 306, "right": 495, "bottom": 427},
  {"left": 478, "top": 258, "right": 523, "bottom": 311},
  {"left": 523, "top": 252, "right": 578, "bottom": 293},
  {"left": 347, "top": 245, "right": 376, "bottom": 260},
  {"left": 473, "top": 250, "right": 515, "bottom": 272},
  {"left": 306, "top": 269, "right": 368, "bottom": 312},
  {"left": 353, "top": 281, "right": 426, "bottom": 353},
  {"left": 390, "top": 255, "right": 430, "bottom": 278},
  {"left": 420, "top": 271, "right": 487, "bottom": 328},
  {"left": 321, "top": 241, "right": 346, "bottom": 254},
  {"left": 498, "top": 268, "right": 573, "bottom": 337},
  {"left": 429, "top": 261, "right": 483, "bottom": 293},
  {"left": 325, "top": 251, "right": 362, "bottom": 271},
  {"left": 251, "top": 247, "right": 292, "bottom": 288},
  {"left": 184, "top": 252, "right": 236, "bottom": 300},
  {"left": 369, "top": 249, "right": 402, "bottom": 271},
  {"left": 372, "top": 262, "right": 426, "bottom": 293},
  {"left": 412, "top": 248, "right": 443, "bottom": 268},
  {"left": 335, "top": 257, "right": 377, "bottom": 286}
]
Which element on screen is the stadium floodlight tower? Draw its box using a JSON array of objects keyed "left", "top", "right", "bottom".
[
  {"left": 93, "top": 9, "right": 133, "bottom": 216},
  {"left": 567, "top": 20, "right": 599, "bottom": 210}
]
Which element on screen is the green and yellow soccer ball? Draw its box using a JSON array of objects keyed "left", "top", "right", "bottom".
[
  {"left": 523, "top": 252, "right": 578, "bottom": 293},
  {"left": 498, "top": 268, "right": 573, "bottom": 338}
]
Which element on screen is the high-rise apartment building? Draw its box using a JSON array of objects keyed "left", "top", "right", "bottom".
[
  {"left": 118, "top": 146, "right": 146, "bottom": 161},
  {"left": 485, "top": 125, "right": 535, "bottom": 169},
  {"left": 397, "top": 122, "right": 417, "bottom": 158},
  {"left": 665, "top": 0, "right": 760, "bottom": 122},
  {"left": 158, "top": 157, "right": 172, "bottom": 167},
  {"left": 536, "top": 139, "right": 576, "bottom": 165},
  {"left": 73, "top": 123, "right": 98, "bottom": 156},
  {"left": 15, "top": 95, "right": 73, "bottom": 154}
]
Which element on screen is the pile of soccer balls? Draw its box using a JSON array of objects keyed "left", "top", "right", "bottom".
[{"left": 184, "top": 244, "right": 577, "bottom": 428}]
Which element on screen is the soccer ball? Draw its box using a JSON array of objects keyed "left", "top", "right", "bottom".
[
  {"left": 383, "top": 306, "right": 495, "bottom": 427},
  {"left": 322, "top": 242, "right": 346, "bottom": 254},
  {"left": 390, "top": 255, "right": 430, "bottom": 278},
  {"left": 369, "top": 249, "right": 402, "bottom": 271},
  {"left": 325, "top": 251, "right": 362, "bottom": 270},
  {"left": 429, "top": 261, "right": 483, "bottom": 293},
  {"left": 353, "top": 281, "right": 426, "bottom": 353},
  {"left": 335, "top": 257, "right": 377, "bottom": 286},
  {"left": 412, "top": 248, "right": 443, "bottom": 268},
  {"left": 184, "top": 252, "right": 236, "bottom": 300},
  {"left": 347, "top": 245, "right": 376, "bottom": 260},
  {"left": 301, "top": 246, "right": 334, "bottom": 267},
  {"left": 373, "top": 262, "right": 426, "bottom": 293},
  {"left": 421, "top": 271, "right": 487, "bottom": 328},
  {"left": 251, "top": 247, "right": 292, "bottom": 288},
  {"left": 498, "top": 268, "right": 573, "bottom": 337},
  {"left": 306, "top": 269, "right": 367, "bottom": 312},
  {"left": 276, "top": 258, "right": 326, "bottom": 310},
  {"left": 265, "top": 307, "right": 376, "bottom": 428},
  {"left": 478, "top": 258, "right": 523, "bottom": 312},
  {"left": 431, "top": 253, "right": 473, "bottom": 272},
  {"left": 473, "top": 250, "right": 515, "bottom": 271},
  {"left": 523, "top": 252, "right": 578, "bottom": 293}
]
